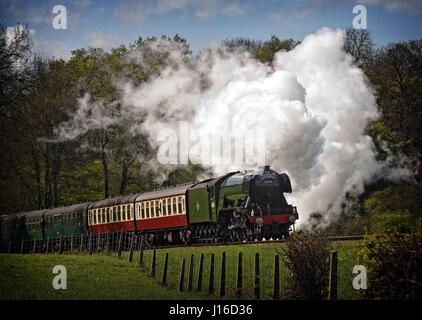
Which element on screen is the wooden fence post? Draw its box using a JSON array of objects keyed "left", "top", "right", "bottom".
[
  {"left": 58, "top": 235, "right": 63, "bottom": 254},
  {"left": 208, "top": 253, "right": 215, "bottom": 294},
  {"left": 88, "top": 234, "right": 93, "bottom": 255},
  {"left": 139, "top": 236, "right": 144, "bottom": 265},
  {"left": 106, "top": 233, "right": 110, "bottom": 255},
  {"left": 79, "top": 234, "right": 84, "bottom": 253},
  {"left": 162, "top": 252, "right": 169, "bottom": 286},
  {"left": 20, "top": 239, "right": 24, "bottom": 254},
  {"left": 254, "top": 252, "right": 260, "bottom": 300},
  {"left": 179, "top": 258, "right": 186, "bottom": 292},
  {"left": 70, "top": 235, "right": 74, "bottom": 252},
  {"left": 128, "top": 233, "right": 135, "bottom": 262},
  {"left": 45, "top": 237, "right": 50, "bottom": 254},
  {"left": 32, "top": 238, "right": 37, "bottom": 254},
  {"left": 117, "top": 231, "right": 123, "bottom": 258},
  {"left": 96, "top": 234, "right": 100, "bottom": 253},
  {"left": 197, "top": 254, "right": 204, "bottom": 291},
  {"left": 236, "top": 252, "right": 243, "bottom": 297},
  {"left": 151, "top": 247, "right": 157, "bottom": 277},
  {"left": 219, "top": 252, "right": 226, "bottom": 298},
  {"left": 328, "top": 251, "right": 338, "bottom": 300},
  {"left": 187, "top": 254, "right": 194, "bottom": 291},
  {"left": 273, "top": 254, "right": 280, "bottom": 300}
]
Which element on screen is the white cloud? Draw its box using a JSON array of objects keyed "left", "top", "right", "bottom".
[
  {"left": 358, "top": 0, "right": 422, "bottom": 14},
  {"left": 34, "top": 36, "right": 74, "bottom": 60},
  {"left": 194, "top": 0, "right": 248, "bottom": 19},
  {"left": 87, "top": 32, "right": 119, "bottom": 50},
  {"left": 114, "top": 0, "right": 248, "bottom": 23}
]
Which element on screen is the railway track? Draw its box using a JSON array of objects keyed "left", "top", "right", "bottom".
[{"left": 146, "top": 234, "right": 364, "bottom": 250}]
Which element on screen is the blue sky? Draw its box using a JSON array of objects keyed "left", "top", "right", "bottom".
[{"left": 1, "top": 0, "right": 422, "bottom": 59}]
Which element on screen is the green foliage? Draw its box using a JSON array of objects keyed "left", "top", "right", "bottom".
[
  {"left": 363, "top": 184, "right": 422, "bottom": 233},
  {"left": 366, "top": 40, "right": 422, "bottom": 178},
  {"left": 165, "top": 163, "right": 210, "bottom": 186},
  {"left": 324, "top": 215, "right": 369, "bottom": 236},
  {"left": 280, "top": 231, "right": 330, "bottom": 299},
  {"left": 366, "top": 120, "right": 412, "bottom": 160},
  {"left": 222, "top": 35, "right": 298, "bottom": 64},
  {"left": 254, "top": 36, "right": 298, "bottom": 64},
  {"left": 358, "top": 232, "right": 422, "bottom": 299}
]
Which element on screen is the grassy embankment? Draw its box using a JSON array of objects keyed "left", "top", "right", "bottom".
[{"left": 0, "top": 241, "right": 360, "bottom": 300}]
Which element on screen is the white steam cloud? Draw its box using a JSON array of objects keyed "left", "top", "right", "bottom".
[{"left": 56, "top": 28, "right": 413, "bottom": 227}]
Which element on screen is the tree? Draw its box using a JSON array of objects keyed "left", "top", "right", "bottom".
[
  {"left": 222, "top": 37, "right": 263, "bottom": 54},
  {"left": 344, "top": 27, "right": 375, "bottom": 69},
  {"left": 254, "top": 36, "right": 298, "bottom": 64},
  {"left": 0, "top": 24, "right": 35, "bottom": 125},
  {"left": 367, "top": 40, "right": 422, "bottom": 180}
]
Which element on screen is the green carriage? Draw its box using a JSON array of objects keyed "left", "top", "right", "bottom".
[{"left": 43, "top": 203, "right": 89, "bottom": 239}]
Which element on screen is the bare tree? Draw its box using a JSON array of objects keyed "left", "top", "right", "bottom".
[{"left": 344, "top": 27, "right": 375, "bottom": 69}]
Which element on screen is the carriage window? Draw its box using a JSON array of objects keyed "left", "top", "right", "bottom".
[
  {"left": 151, "top": 201, "right": 155, "bottom": 217},
  {"left": 129, "top": 205, "right": 132, "bottom": 220},
  {"left": 94, "top": 209, "right": 98, "bottom": 224},
  {"left": 178, "top": 197, "right": 183, "bottom": 214},
  {"left": 172, "top": 198, "right": 177, "bottom": 214},
  {"left": 163, "top": 199, "right": 167, "bottom": 216},
  {"left": 182, "top": 198, "right": 185, "bottom": 212},
  {"left": 167, "top": 198, "right": 172, "bottom": 215},
  {"left": 123, "top": 205, "right": 127, "bottom": 220},
  {"left": 141, "top": 203, "right": 145, "bottom": 219},
  {"left": 157, "top": 201, "right": 162, "bottom": 217},
  {"left": 102, "top": 208, "right": 105, "bottom": 224},
  {"left": 107, "top": 208, "right": 111, "bottom": 223}
]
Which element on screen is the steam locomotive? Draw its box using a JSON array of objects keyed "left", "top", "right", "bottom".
[{"left": 1, "top": 166, "right": 298, "bottom": 245}]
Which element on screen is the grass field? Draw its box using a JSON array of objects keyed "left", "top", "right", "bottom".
[
  {"left": 0, "top": 253, "right": 209, "bottom": 299},
  {"left": 0, "top": 241, "right": 361, "bottom": 300}
]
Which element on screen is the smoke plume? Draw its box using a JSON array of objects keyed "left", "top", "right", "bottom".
[{"left": 56, "top": 28, "right": 413, "bottom": 227}]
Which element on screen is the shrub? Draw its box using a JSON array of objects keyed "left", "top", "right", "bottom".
[
  {"left": 280, "top": 231, "right": 330, "bottom": 300},
  {"left": 369, "top": 210, "right": 414, "bottom": 234},
  {"left": 358, "top": 232, "right": 422, "bottom": 299},
  {"left": 363, "top": 184, "right": 422, "bottom": 234}
]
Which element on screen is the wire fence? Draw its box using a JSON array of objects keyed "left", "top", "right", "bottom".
[{"left": 0, "top": 233, "right": 363, "bottom": 300}]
